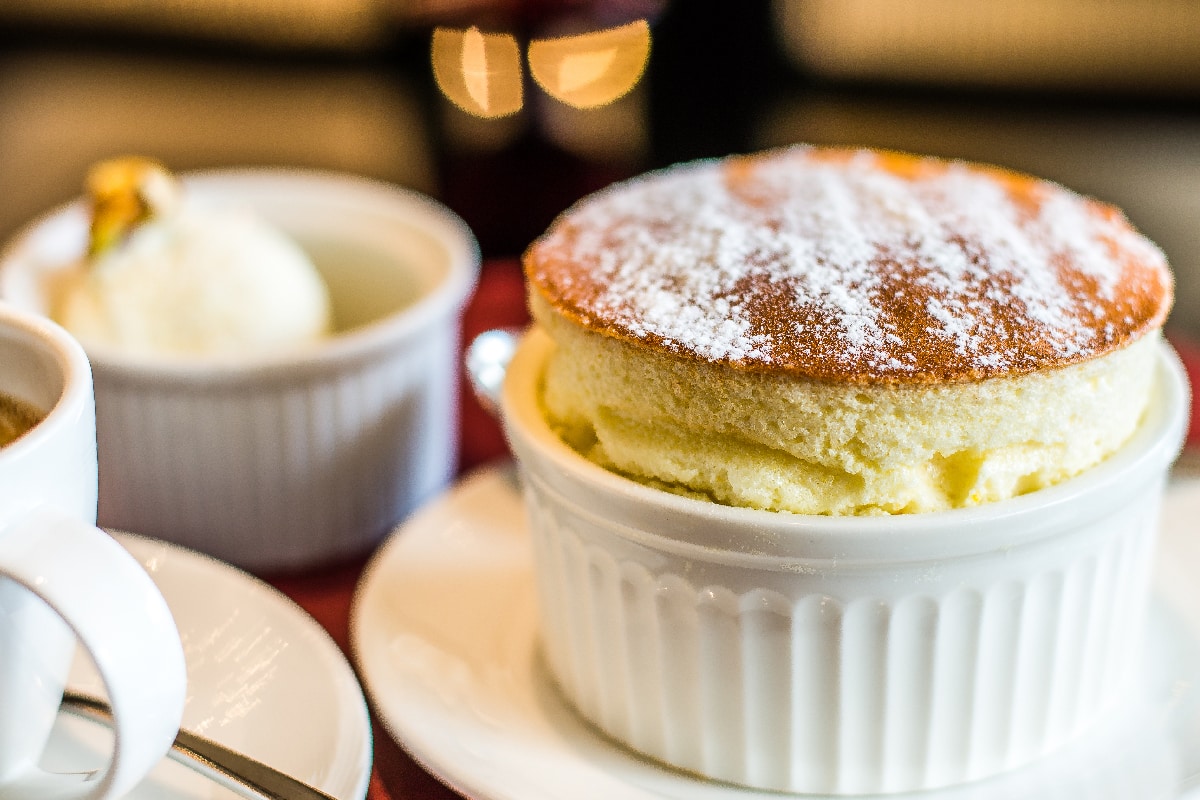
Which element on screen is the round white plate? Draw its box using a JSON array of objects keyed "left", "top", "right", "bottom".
[
  {"left": 46, "top": 532, "right": 373, "bottom": 800},
  {"left": 352, "top": 465, "right": 1200, "bottom": 800}
]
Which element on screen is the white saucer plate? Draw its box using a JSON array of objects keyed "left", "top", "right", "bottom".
[
  {"left": 47, "top": 532, "right": 373, "bottom": 800},
  {"left": 352, "top": 464, "right": 1200, "bottom": 800}
]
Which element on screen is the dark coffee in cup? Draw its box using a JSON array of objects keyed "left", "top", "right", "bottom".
[{"left": 0, "top": 392, "right": 41, "bottom": 446}]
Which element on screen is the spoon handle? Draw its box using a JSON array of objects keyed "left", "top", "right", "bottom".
[
  {"left": 465, "top": 327, "right": 522, "bottom": 418},
  {"left": 61, "top": 690, "right": 340, "bottom": 800}
]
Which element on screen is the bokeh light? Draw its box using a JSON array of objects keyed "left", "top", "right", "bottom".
[
  {"left": 528, "top": 20, "right": 651, "bottom": 109},
  {"left": 432, "top": 26, "right": 524, "bottom": 118}
]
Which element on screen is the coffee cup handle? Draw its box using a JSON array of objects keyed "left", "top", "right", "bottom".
[{"left": 0, "top": 508, "right": 187, "bottom": 799}]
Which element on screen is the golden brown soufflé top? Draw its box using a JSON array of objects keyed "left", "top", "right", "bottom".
[{"left": 524, "top": 146, "right": 1173, "bottom": 384}]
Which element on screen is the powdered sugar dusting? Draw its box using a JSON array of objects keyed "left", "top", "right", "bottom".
[{"left": 527, "top": 147, "right": 1172, "bottom": 382}]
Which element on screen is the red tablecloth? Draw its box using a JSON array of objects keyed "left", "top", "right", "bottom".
[{"left": 269, "top": 257, "right": 1200, "bottom": 800}]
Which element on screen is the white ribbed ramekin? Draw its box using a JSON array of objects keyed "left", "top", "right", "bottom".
[
  {"left": 0, "top": 169, "right": 479, "bottom": 572},
  {"left": 500, "top": 327, "right": 1189, "bottom": 795}
]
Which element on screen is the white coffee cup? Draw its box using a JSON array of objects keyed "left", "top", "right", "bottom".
[{"left": 0, "top": 302, "right": 186, "bottom": 798}]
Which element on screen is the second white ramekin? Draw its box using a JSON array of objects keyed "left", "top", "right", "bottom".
[
  {"left": 1, "top": 169, "right": 479, "bottom": 572},
  {"left": 501, "top": 327, "right": 1189, "bottom": 795}
]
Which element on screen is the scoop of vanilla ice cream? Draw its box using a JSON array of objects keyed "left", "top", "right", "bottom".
[{"left": 55, "top": 205, "right": 333, "bottom": 358}]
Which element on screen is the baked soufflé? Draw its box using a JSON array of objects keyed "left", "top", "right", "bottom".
[{"left": 523, "top": 146, "right": 1173, "bottom": 515}]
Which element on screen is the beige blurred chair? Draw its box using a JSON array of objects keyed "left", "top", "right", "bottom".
[
  {"left": 0, "top": 50, "right": 434, "bottom": 243},
  {"left": 774, "top": 0, "right": 1200, "bottom": 93}
]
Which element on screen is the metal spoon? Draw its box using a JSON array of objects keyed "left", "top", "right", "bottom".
[
  {"left": 60, "top": 690, "right": 338, "bottom": 800},
  {"left": 464, "top": 327, "right": 521, "bottom": 417}
]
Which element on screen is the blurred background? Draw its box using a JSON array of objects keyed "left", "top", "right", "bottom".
[{"left": 1, "top": 0, "right": 1199, "bottom": 339}]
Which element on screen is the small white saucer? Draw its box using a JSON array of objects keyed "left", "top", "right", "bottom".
[
  {"left": 352, "top": 465, "right": 1200, "bottom": 800},
  {"left": 46, "top": 532, "right": 373, "bottom": 800}
]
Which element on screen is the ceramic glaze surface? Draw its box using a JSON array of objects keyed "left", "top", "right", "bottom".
[{"left": 524, "top": 478, "right": 1157, "bottom": 793}]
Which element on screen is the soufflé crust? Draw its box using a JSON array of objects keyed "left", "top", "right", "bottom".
[
  {"left": 522, "top": 146, "right": 1174, "bottom": 514},
  {"left": 525, "top": 146, "right": 1172, "bottom": 384}
]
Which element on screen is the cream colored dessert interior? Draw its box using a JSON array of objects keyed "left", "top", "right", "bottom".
[
  {"left": 534, "top": 293, "right": 1160, "bottom": 515},
  {"left": 54, "top": 209, "right": 333, "bottom": 358}
]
